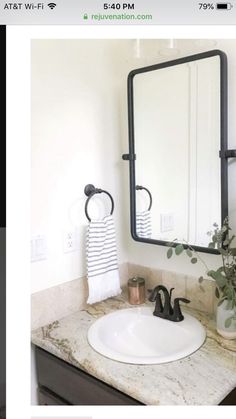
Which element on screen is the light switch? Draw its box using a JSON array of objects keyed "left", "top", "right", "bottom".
[
  {"left": 160, "top": 213, "right": 174, "bottom": 233},
  {"left": 31, "top": 235, "right": 47, "bottom": 262}
]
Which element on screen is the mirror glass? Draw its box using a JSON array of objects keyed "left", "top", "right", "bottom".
[{"left": 129, "top": 52, "right": 227, "bottom": 251}]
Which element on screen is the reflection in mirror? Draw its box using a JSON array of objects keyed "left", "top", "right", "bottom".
[
  {"left": 130, "top": 51, "right": 227, "bottom": 251},
  {"left": 135, "top": 185, "right": 152, "bottom": 238}
]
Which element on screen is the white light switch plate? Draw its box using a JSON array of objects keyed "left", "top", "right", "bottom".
[
  {"left": 160, "top": 213, "right": 174, "bottom": 233},
  {"left": 31, "top": 235, "right": 47, "bottom": 262}
]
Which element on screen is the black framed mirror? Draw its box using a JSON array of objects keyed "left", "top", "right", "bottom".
[{"left": 123, "top": 49, "right": 230, "bottom": 254}]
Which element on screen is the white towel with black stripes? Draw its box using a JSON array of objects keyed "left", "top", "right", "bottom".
[
  {"left": 86, "top": 214, "right": 122, "bottom": 304},
  {"left": 136, "top": 209, "right": 152, "bottom": 238}
]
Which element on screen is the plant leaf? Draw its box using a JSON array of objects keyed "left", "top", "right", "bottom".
[
  {"left": 215, "top": 287, "right": 220, "bottom": 299},
  {"left": 175, "top": 244, "right": 184, "bottom": 256},
  {"left": 167, "top": 248, "right": 173, "bottom": 259},
  {"left": 215, "top": 276, "right": 227, "bottom": 288},
  {"left": 207, "top": 270, "right": 227, "bottom": 288},
  {"left": 208, "top": 270, "right": 219, "bottom": 280},
  {"left": 186, "top": 248, "right": 193, "bottom": 258}
]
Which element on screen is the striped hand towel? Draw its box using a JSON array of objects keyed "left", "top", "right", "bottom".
[
  {"left": 136, "top": 209, "right": 152, "bottom": 238},
  {"left": 86, "top": 214, "right": 122, "bottom": 304}
]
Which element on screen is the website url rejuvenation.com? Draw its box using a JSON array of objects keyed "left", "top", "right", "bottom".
[{"left": 90, "top": 13, "right": 153, "bottom": 21}]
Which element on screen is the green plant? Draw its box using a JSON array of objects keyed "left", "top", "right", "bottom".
[{"left": 167, "top": 217, "right": 236, "bottom": 328}]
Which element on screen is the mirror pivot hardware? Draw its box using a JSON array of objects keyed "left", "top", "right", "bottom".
[
  {"left": 219, "top": 149, "right": 236, "bottom": 158},
  {"left": 122, "top": 153, "right": 136, "bottom": 161}
]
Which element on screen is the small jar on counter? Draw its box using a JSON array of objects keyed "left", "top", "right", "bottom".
[{"left": 128, "top": 277, "right": 145, "bottom": 305}]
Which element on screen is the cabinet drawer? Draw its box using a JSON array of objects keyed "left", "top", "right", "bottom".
[{"left": 35, "top": 346, "right": 142, "bottom": 405}]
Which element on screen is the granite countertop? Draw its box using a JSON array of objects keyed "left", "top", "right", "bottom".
[{"left": 31, "top": 294, "right": 236, "bottom": 405}]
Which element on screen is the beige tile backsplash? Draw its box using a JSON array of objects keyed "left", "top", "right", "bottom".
[
  {"left": 128, "top": 263, "right": 216, "bottom": 315},
  {"left": 162, "top": 271, "right": 186, "bottom": 300},
  {"left": 31, "top": 276, "right": 88, "bottom": 330},
  {"left": 186, "top": 275, "right": 215, "bottom": 313},
  {"left": 31, "top": 263, "right": 129, "bottom": 329},
  {"left": 31, "top": 262, "right": 216, "bottom": 329}
]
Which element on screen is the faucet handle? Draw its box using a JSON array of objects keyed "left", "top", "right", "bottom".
[
  {"left": 172, "top": 297, "right": 190, "bottom": 321},
  {"left": 176, "top": 297, "right": 190, "bottom": 304}
]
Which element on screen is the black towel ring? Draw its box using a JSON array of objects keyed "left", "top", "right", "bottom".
[
  {"left": 135, "top": 185, "right": 152, "bottom": 211},
  {"left": 84, "top": 184, "right": 114, "bottom": 222}
]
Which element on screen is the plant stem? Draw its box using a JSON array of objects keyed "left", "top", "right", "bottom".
[{"left": 182, "top": 240, "right": 210, "bottom": 274}]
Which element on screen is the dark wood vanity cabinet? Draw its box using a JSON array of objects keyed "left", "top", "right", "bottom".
[
  {"left": 35, "top": 346, "right": 236, "bottom": 406},
  {"left": 35, "top": 346, "right": 142, "bottom": 405},
  {"left": 220, "top": 388, "right": 236, "bottom": 405}
]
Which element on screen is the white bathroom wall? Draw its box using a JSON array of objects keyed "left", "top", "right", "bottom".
[
  {"left": 32, "top": 39, "right": 236, "bottom": 293},
  {"left": 31, "top": 40, "right": 132, "bottom": 293},
  {"left": 125, "top": 39, "right": 236, "bottom": 277}
]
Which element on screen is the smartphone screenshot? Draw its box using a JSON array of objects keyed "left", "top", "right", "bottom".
[{"left": 1, "top": 1, "right": 236, "bottom": 419}]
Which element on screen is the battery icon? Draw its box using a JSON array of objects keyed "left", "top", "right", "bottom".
[{"left": 216, "top": 3, "right": 233, "bottom": 9}]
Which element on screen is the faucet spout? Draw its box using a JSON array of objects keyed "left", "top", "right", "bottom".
[
  {"left": 148, "top": 285, "right": 191, "bottom": 322},
  {"left": 148, "top": 285, "right": 173, "bottom": 317},
  {"left": 148, "top": 287, "right": 163, "bottom": 313}
]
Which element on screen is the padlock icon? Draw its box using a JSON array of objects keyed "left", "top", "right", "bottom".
[{"left": 83, "top": 13, "right": 88, "bottom": 20}]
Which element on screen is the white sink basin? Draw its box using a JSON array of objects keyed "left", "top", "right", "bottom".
[{"left": 87, "top": 307, "right": 206, "bottom": 364}]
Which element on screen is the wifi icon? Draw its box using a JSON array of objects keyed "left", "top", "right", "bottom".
[{"left": 47, "top": 3, "right": 56, "bottom": 9}]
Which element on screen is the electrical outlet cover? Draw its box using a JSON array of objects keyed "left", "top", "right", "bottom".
[{"left": 63, "top": 230, "right": 79, "bottom": 253}]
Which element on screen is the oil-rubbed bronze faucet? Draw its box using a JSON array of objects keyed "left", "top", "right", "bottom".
[{"left": 148, "top": 285, "right": 190, "bottom": 322}]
